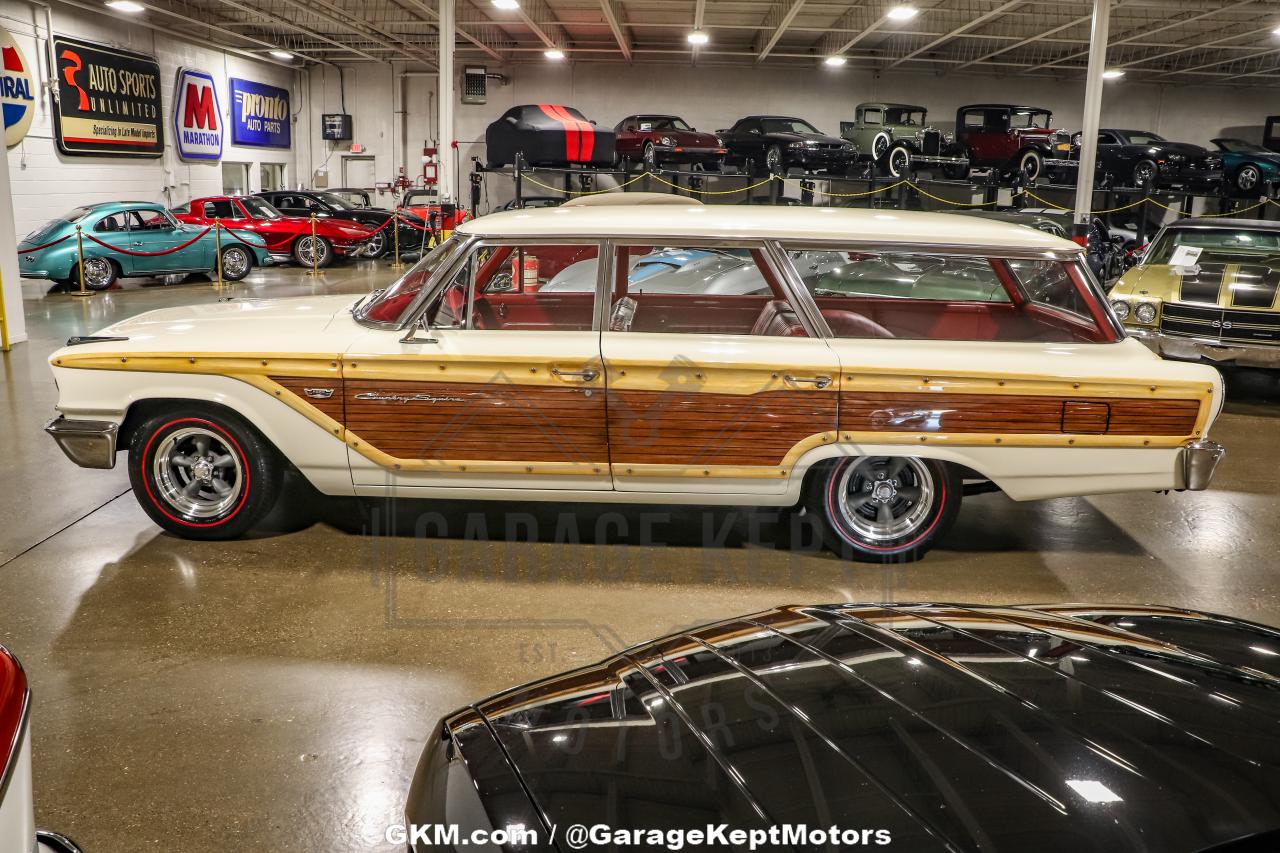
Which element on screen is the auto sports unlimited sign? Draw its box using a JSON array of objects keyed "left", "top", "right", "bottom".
[
  {"left": 52, "top": 36, "right": 163, "bottom": 157},
  {"left": 172, "top": 67, "right": 221, "bottom": 161},
  {"left": 0, "top": 28, "right": 35, "bottom": 147},
  {"left": 229, "top": 77, "right": 290, "bottom": 149}
]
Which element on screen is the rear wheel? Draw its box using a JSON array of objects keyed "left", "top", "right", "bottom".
[
  {"left": 128, "top": 406, "right": 283, "bottom": 540},
  {"left": 804, "top": 456, "right": 961, "bottom": 563},
  {"left": 292, "top": 235, "right": 333, "bottom": 268},
  {"left": 220, "top": 245, "right": 252, "bottom": 281}
]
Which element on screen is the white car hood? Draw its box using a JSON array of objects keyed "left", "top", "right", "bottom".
[{"left": 83, "top": 294, "right": 366, "bottom": 355}]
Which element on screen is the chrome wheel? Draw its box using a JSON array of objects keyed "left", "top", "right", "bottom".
[
  {"left": 82, "top": 257, "right": 114, "bottom": 289},
  {"left": 295, "top": 235, "right": 329, "bottom": 266},
  {"left": 151, "top": 427, "right": 244, "bottom": 519},
  {"left": 367, "top": 229, "right": 386, "bottom": 257},
  {"left": 221, "top": 246, "right": 249, "bottom": 278},
  {"left": 835, "top": 457, "right": 935, "bottom": 543},
  {"left": 1133, "top": 160, "right": 1157, "bottom": 187},
  {"left": 765, "top": 145, "right": 782, "bottom": 172},
  {"left": 1237, "top": 165, "right": 1261, "bottom": 192}
]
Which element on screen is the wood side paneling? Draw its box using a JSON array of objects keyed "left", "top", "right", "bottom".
[
  {"left": 839, "top": 392, "right": 1200, "bottom": 437},
  {"left": 271, "top": 376, "right": 345, "bottom": 423},
  {"left": 344, "top": 379, "right": 607, "bottom": 463},
  {"left": 608, "top": 389, "right": 837, "bottom": 466}
]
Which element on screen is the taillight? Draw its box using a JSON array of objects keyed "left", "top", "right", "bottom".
[{"left": 0, "top": 644, "right": 29, "bottom": 790}]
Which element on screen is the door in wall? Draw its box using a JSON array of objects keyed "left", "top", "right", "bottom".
[
  {"left": 342, "top": 156, "right": 377, "bottom": 189},
  {"left": 222, "top": 162, "right": 250, "bottom": 194},
  {"left": 259, "top": 163, "right": 286, "bottom": 191}
]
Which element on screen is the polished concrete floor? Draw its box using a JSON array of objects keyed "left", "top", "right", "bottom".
[{"left": 2, "top": 262, "right": 1279, "bottom": 852}]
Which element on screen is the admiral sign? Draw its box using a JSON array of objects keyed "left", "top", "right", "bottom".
[
  {"left": 229, "top": 77, "right": 290, "bottom": 149},
  {"left": 0, "top": 27, "right": 35, "bottom": 147},
  {"left": 51, "top": 36, "right": 163, "bottom": 157},
  {"left": 172, "top": 67, "right": 221, "bottom": 161}
]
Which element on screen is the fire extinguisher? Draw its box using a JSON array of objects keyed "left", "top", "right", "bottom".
[{"left": 511, "top": 251, "right": 538, "bottom": 290}]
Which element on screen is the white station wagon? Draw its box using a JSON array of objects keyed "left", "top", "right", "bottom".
[{"left": 45, "top": 202, "right": 1225, "bottom": 562}]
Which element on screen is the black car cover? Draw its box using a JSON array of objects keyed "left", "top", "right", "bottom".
[{"left": 485, "top": 104, "right": 616, "bottom": 167}]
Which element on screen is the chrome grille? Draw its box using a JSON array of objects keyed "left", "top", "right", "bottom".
[
  {"left": 1161, "top": 302, "right": 1280, "bottom": 345},
  {"left": 921, "top": 130, "right": 941, "bottom": 155}
]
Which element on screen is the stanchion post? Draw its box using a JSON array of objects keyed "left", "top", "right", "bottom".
[
  {"left": 0, "top": 267, "right": 9, "bottom": 352},
  {"left": 214, "top": 218, "right": 224, "bottom": 289},
  {"left": 514, "top": 153, "right": 525, "bottom": 209},
  {"left": 470, "top": 164, "right": 481, "bottom": 218},
  {"left": 391, "top": 211, "right": 404, "bottom": 271},
  {"left": 800, "top": 178, "right": 815, "bottom": 207},
  {"left": 71, "top": 223, "right": 92, "bottom": 298},
  {"left": 307, "top": 212, "right": 321, "bottom": 277}
]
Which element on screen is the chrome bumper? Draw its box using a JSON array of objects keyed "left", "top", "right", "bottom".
[
  {"left": 1180, "top": 439, "right": 1225, "bottom": 491},
  {"left": 44, "top": 415, "right": 118, "bottom": 469},
  {"left": 36, "top": 829, "right": 85, "bottom": 853},
  {"left": 1128, "top": 327, "right": 1280, "bottom": 368}
]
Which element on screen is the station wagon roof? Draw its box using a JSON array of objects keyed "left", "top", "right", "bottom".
[{"left": 457, "top": 205, "right": 1082, "bottom": 252}]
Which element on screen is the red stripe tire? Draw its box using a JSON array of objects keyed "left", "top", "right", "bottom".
[{"left": 128, "top": 405, "right": 284, "bottom": 540}]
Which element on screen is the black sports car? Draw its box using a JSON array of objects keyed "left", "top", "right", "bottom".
[
  {"left": 719, "top": 115, "right": 857, "bottom": 175},
  {"left": 407, "top": 602, "right": 1280, "bottom": 852},
  {"left": 485, "top": 104, "right": 616, "bottom": 168},
  {"left": 253, "top": 190, "right": 425, "bottom": 258},
  {"left": 1081, "top": 129, "right": 1223, "bottom": 189}
]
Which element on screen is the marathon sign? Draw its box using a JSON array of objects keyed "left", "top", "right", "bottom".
[
  {"left": 51, "top": 36, "right": 163, "bottom": 157},
  {"left": 229, "top": 77, "right": 290, "bottom": 149},
  {"left": 1, "top": 27, "right": 35, "bottom": 147},
  {"left": 172, "top": 67, "right": 221, "bottom": 161}
]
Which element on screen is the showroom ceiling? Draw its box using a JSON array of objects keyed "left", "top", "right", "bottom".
[{"left": 116, "top": 0, "right": 1280, "bottom": 82}]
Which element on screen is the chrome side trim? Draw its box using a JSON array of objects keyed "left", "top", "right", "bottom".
[
  {"left": 1181, "top": 439, "right": 1225, "bottom": 491},
  {"left": 1128, "top": 327, "right": 1280, "bottom": 368},
  {"left": 44, "top": 416, "right": 119, "bottom": 470},
  {"left": 35, "top": 830, "right": 86, "bottom": 853}
]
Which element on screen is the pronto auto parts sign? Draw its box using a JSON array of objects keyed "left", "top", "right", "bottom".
[
  {"left": 51, "top": 36, "right": 162, "bottom": 157},
  {"left": 0, "top": 28, "right": 35, "bottom": 147},
  {"left": 229, "top": 77, "right": 290, "bottom": 149},
  {"left": 173, "top": 67, "right": 221, "bottom": 161}
]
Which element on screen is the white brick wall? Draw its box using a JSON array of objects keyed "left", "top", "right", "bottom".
[{"left": 1, "top": 1, "right": 299, "bottom": 241}]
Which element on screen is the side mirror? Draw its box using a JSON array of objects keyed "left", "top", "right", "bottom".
[{"left": 486, "top": 272, "right": 515, "bottom": 293}]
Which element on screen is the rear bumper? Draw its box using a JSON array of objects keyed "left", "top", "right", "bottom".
[
  {"left": 44, "top": 415, "right": 118, "bottom": 469},
  {"left": 1128, "top": 326, "right": 1280, "bottom": 368},
  {"left": 1180, "top": 439, "right": 1226, "bottom": 491}
]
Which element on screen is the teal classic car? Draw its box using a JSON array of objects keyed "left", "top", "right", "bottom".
[{"left": 18, "top": 201, "right": 272, "bottom": 291}]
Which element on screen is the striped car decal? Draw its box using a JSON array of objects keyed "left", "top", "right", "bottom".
[
  {"left": 538, "top": 103, "right": 595, "bottom": 162},
  {"left": 1227, "top": 264, "right": 1280, "bottom": 309},
  {"left": 1177, "top": 262, "right": 1227, "bottom": 305}
]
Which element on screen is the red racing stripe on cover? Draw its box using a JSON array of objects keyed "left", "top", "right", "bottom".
[{"left": 537, "top": 103, "right": 579, "bottom": 161}]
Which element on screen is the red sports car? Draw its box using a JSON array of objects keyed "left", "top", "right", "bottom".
[
  {"left": 396, "top": 190, "right": 471, "bottom": 244},
  {"left": 614, "top": 114, "right": 727, "bottom": 170},
  {"left": 174, "top": 196, "right": 375, "bottom": 268}
]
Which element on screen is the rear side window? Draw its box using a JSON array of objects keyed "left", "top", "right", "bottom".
[
  {"left": 203, "top": 200, "right": 236, "bottom": 219},
  {"left": 786, "top": 249, "right": 1112, "bottom": 343}
]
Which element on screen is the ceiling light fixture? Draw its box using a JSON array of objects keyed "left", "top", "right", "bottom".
[
  {"left": 824, "top": 55, "right": 847, "bottom": 66},
  {"left": 105, "top": 0, "right": 146, "bottom": 12},
  {"left": 687, "top": 30, "right": 709, "bottom": 45},
  {"left": 269, "top": 50, "right": 294, "bottom": 60},
  {"left": 492, "top": 0, "right": 520, "bottom": 9},
  {"left": 886, "top": 5, "right": 918, "bottom": 21},
  {"left": 544, "top": 48, "right": 565, "bottom": 60},
  {"left": 1102, "top": 68, "right": 1125, "bottom": 79}
]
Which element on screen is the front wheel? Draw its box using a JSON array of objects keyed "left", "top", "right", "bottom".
[
  {"left": 128, "top": 406, "right": 283, "bottom": 540},
  {"left": 220, "top": 245, "right": 253, "bottom": 281},
  {"left": 642, "top": 142, "right": 658, "bottom": 171},
  {"left": 365, "top": 228, "right": 388, "bottom": 258},
  {"left": 884, "top": 144, "right": 912, "bottom": 178},
  {"left": 1132, "top": 159, "right": 1158, "bottom": 188},
  {"left": 293, "top": 235, "right": 333, "bottom": 268},
  {"left": 1017, "top": 149, "right": 1044, "bottom": 182},
  {"left": 804, "top": 456, "right": 961, "bottom": 563},
  {"left": 77, "top": 257, "right": 118, "bottom": 291},
  {"left": 764, "top": 145, "right": 783, "bottom": 174}
]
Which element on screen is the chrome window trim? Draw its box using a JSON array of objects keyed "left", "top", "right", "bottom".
[
  {"left": 607, "top": 238, "right": 823, "bottom": 339},
  {"left": 774, "top": 237, "right": 1083, "bottom": 262},
  {"left": 356, "top": 234, "right": 473, "bottom": 330},
  {"left": 0, "top": 685, "right": 30, "bottom": 807}
]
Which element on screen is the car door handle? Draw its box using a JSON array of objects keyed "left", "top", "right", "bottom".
[
  {"left": 552, "top": 367, "right": 599, "bottom": 382},
  {"left": 785, "top": 374, "right": 833, "bottom": 389}
]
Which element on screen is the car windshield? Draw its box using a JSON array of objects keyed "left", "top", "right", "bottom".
[
  {"left": 314, "top": 192, "right": 358, "bottom": 210},
  {"left": 885, "top": 108, "right": 925, "bottom": 126},
  {"left": 1125, "top": 131, "right": 1165, "bottom": 145},
  {"left": 358, "top": 235, "right": 461, "bottom": 325},
  {"left": 240, "top": 197, "right": 282, "bottom": 219},
  {"left": 762, "top": 118, "right": 819, "bottom": 135},
  {"left": 1011, "top": 110, "right": 1052, "bottom": 129},
  {"left": 1147, "top": 229, "right": 1280, "bottom": 266},
  {"left": 332, "top": 190, "right": 369, "bottom": 206},
  {"left": 636, "top": 116, "right": 692, "bottom": 131},
  {"left": 1217, "top": 139, "right": 1265, "bottom": 154}
]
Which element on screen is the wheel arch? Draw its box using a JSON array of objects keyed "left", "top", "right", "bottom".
[{"left": 787, "top": 444, "right": 995, "bottom": 505}]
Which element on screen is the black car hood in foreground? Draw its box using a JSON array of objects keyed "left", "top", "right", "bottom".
[{"left": 408, "top": 604, "right": 1280, "bottom": 852}]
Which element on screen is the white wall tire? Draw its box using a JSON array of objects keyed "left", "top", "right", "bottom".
[
  {"left": 1018, "top": 149, "right": 1044, "bottom": 182},
  {"left": 804, "top": 456, "right": 962, "bottom": 563},
  {"left": 885, "top": 144, "right": 912, "bottom": 178}
]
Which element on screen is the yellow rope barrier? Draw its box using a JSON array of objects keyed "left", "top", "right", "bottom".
[
  {"left": 1146, "top": 197, "right": 1267, "bottom": 218},
  {"left": 645, "top": 172, "right": 778, "bottom": 195},
  {"left": 518, "top": 171, "right": 651, "bottom": 195},
  {"left": 905, "top": 181, "right": 1002, "bottom": 207},
  {"left": 777, "top": 177, "right": 909, "bottom": 198}
]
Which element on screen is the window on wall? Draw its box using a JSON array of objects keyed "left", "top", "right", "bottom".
[
  {"left": 259, "top": 163, "right": 285, "bottom": 192},
  {"left": 222, "top": 162, "right": 250, "bottom": 195}
]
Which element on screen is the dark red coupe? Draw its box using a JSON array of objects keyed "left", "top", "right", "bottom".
[
  {"left": 174, "top": 195, "right": 375, "bottom": 268},
  {"left": 613, "top": 114, "right": 727, "bottom": 170}
]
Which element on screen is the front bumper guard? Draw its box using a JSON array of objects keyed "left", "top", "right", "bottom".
[
  {"left": 909, "top": 153, "right": 968, "bottom": 166},
  {"left": 44, "top": 415, "right": 118, "bottom": 469},
  {"left": 37, "top": 829, "right": 86, "bottom": 853},
  {"left": 1128, "top": 327, "right": 1280, "bottom": 369},
  {"left": 1181, "top": 439, "right": 1225, "bottom": 491}
]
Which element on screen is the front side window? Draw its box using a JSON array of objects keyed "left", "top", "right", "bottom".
[
  {"left": 762, "top": 118, "right": 819, "bottom": 135},
  {"left": 359, "top": 235, "right": 462, "bottom": 325},
  {"left": 457, "top": 243, "right": 600, "bottom": 332},
  {"left": 885, "top": 108, "right": 924, "bottom": 126},
  {"left": 607, "top": 245, "right": 805, "bottom": 336},
  {"left": 786, "top": 249, "right": 1112, "bottom": 343},
  {"left": 1011, "top": 110, "right": 1051, "bottom": 129},
  {"left": 1125, "top": 132, "right": 1164, "bottom": 145}
]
